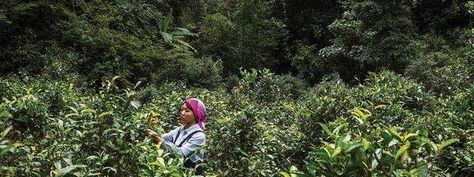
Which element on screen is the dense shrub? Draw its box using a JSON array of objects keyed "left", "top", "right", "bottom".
[
  {"left": 0, "top": 78, "right": 194, "bottom": 176},
  {"left": 0, "top": 1, "right": 222, "bottom": 89},
  {"left": 0, "top": 0, "right": 472, "bottom": 175},
  {"left": 234, "top": 69, "right": 307, "bottom": 103},
  {"left": 317, "top": 1, "right": 416, "bottom": 83},
  {"left": 430, "top": 85, "right": 474, "bottom": 176},
  {"left": 405, "top": 34, "right": 472, "bottom": 96},
  {"left": 196, "top": 0, "right": 286, "bottom": 74},
  {"left": 0, "top": 70, "right": 471, "bottom": 176},
  {"left": 284, "top": 107, "right": 459, "bottom": 177}
]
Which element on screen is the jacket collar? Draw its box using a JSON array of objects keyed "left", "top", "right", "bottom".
[{"left": 181, "top": 123, "right": 202, "bottom": 133}]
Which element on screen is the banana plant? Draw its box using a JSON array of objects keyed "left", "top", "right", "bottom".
[{"left": 157, "top": 10, "right": 197, "bottom": 52}]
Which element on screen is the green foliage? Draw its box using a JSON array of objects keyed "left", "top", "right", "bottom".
[
  {"left": 319, "top": 0, "right": 416, "bottom": 82},
  {"left": 1, "top": 0, "right": 472, "bottom": 88},
  {"left": 430, "top": 85, "right": 474, "bottom": 176},
  {"left": 283, "top": 106, "right": 460, "bottom": 176},
  {"left": 234, "top": 69, "right": 307, "bottom": 102},
  {"left": 158, "top": 10, "right": 198, "bottom": 52},
  {"left": 405, "top": 34, "right": 473, "bottom": 96},
  {"left": 304, "top": 107, "right": 458, "bottom": 176},
  {"left": 0, "top": 77, "right": 194, "bottom": 176},
  {"left": 0, "top": 0, "right": 473, "bottom": 176},
  {"left": 413, "top": 0, "right": 471, "bottom": 36},
  {"left": 0, "top": 70, "right": 472, "bottom": 176},
  {"left": 197, "top": 0, "right": 286, "bottom": 74},
  {"left": 196, "top": 12, "right": 235, "bottom": 66},
  {"left": 296, "top": 71, "right": 437, "bottom": 154},
  {"left": 0, "top": 0, "right": 221, "bottom": 89},
  {"left": 288, "top": 43, "right": 326, "bottom": 83}
]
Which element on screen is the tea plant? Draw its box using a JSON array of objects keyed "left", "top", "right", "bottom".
[{"left": 283, "top": 107, "right": 459, "bottom": 177}]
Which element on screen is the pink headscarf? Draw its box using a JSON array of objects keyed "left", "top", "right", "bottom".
[{"left": 184, "top": 98, "right": 207, "bottom": 131}]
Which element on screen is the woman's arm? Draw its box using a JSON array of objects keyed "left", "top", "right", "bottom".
[
  {"left": 160, "top": 127, "right": 179, "bottom": 142},
  {"left": 161, "top": 132, "right": 205, "bottom": 158},
  {"left": 145, "top": 127, "right": 179, "bottom": 143}
]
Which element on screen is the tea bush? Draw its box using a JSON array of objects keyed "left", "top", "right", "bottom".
[
  {"left": 283, "top": 107, "right": 459, "bottom": 177},
  {"left": 405, "top": 34, "right": 473, "bottom": 96},
  {"left": 234, "top": 69, "right": 307, "bottom": 103},
  {"left": 0, "top": 78, "right": 194, "bottom": 176},
  {"left": 1, "top": 0, "right": 473, "bottom": 176},
  {"left": 0, "top": 70, "right": 469, "bottom": 176},
  {"left": 430, "top": 85, "right": 474, "bottom": 176}
]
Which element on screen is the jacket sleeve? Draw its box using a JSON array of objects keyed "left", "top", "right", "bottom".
[
  {"left": 161, "top": 127, "right": 179, "bottom": 143},
  {"left": 161, "top": 132, "right": 206, "bottom": 157}
]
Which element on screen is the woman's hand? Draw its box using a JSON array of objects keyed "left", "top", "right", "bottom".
[{"left": 145, "top": 129, "right": 163, "bottom": 143}]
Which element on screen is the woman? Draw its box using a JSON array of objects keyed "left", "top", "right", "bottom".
[{"left": 145, "top": 98, "right": 207, "bottom": 175}]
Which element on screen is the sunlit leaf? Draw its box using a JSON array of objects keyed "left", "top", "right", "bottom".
[
  {"left": 131, "top": 101, "right": 141, "bottom": 109},
  {"left": 1, "top": 126, "right": 12, "bottom": 138},
  {"left": 160, "top": 32, "right": 173, "bottom": 44},
  {"left": 436, "top": 138, "right": 459, "bottom": 154},
  {"left": 332, "top": 147, "right": 342, "bottom": 158},
  {"left": 332, "top": 123, "right": 348, "bottom": 136},
  {"left": 388, "top": 139, "right": 399, "bottom": 147},
  {"left": 57, "top": 165, "right": 87, "bottom": 176},
  {"left": 279, "top": 172, "right": 290, "bottom": 177},
  {"left": 81, "top": 109, "right": 96, "bottom": 114},
  {"left": 386, "top": 127, "right": 403, "bottom": 142},
  {"left": 374, "top": 104, "right": 386, "bottom": 110},
  {"left": 319, "top": 123, "right": 333, "bottom": 137},
  {"left": 403, "top": 133, "right": 418, "bottom": 142},
  {"left": 0, "top": 111, "right": 12, "bottom": 118},
  {"left": 395, "top": 142, "right": 410, "bottom": 161},
  {"left": 361, "top": 138, "right": 370, "bottom": 150},
  {"left": 98, "top": 111, "right": 112, "bottom": 118},
  {"left": 346, "top": 142, "right": 362, "bottom": 153}
]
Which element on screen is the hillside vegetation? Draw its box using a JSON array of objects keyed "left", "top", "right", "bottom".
[{"left": 0, "top": 0, "right": 473, "bottom": 176}]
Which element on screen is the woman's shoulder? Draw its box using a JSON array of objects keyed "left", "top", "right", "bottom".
[
  {"left": 189, "top": 125, "right": 206, "bottom": 138},
  {"left": 167, "top": 125, "right": 183, "bottom": 135}
]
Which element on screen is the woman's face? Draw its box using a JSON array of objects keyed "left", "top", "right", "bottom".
[{"left": 180, "top": 103, "right": 196, "bottom": 126}]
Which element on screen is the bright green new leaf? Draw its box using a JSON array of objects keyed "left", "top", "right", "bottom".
[
  {"left": 0, "top": 111, "right": 12, "bottom": 118},
  {"left": 346, "top": 142, "right": 362, "bottom": 153},
  {"left": 352, "top": 107, "right": 372, "bottom": 121},
  {"left": 395, "top": 142, "right": 410, "bottom": 161},
  {"left": 333, "top": 123, "right": 348, "bottom": 135},
  {"left": 386, "top": 127, "right": 403, "bottom": 142},
  {"left": 81, "top": 108, "right": 96, "bottom": 114},
  {"left": 319, "top": 123, "right": 333, "bottom": 137},
  {"left": 403, "top": 133, "right": 418, "bottom": 142},
  {"left": 361, "top": 138, "right": 370, "bottom": 150},
  {"left": 98, "top": 111, "right": 112, "bottom": 119},
  {"left": 1, "top": 126, "right": 12, "bottom": 138},
  {"left": 332, "top": 147, "right": 342, "bottom": 158},
  {"left": 279, "top": 172, "right": 290, "bottom": 177},
  {"left": 57, "top": 165, "right": 87, "bottom": 176},
  {"left": 436, "top": 138, "right": 459, "bottom": 154},
  {"left": 157, "top": 157, "right": 166, "bottom": 167}
]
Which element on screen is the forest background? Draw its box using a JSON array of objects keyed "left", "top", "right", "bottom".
[{"left": 0, "top": 0, "right": 473, "bottom": 176}]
